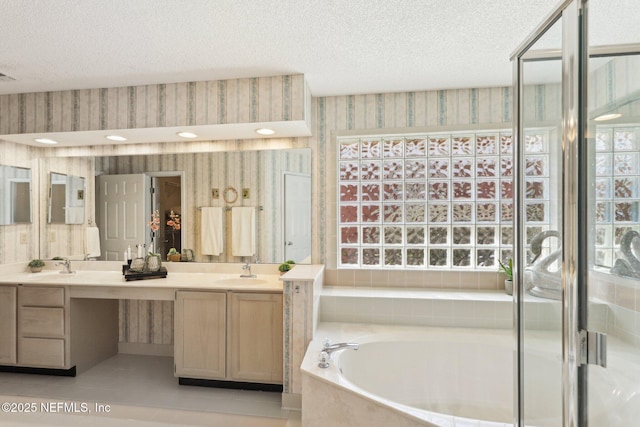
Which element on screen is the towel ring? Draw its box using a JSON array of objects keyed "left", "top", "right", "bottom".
[{"left": 223, "top": 186, "right": 238, "bottom": 204}]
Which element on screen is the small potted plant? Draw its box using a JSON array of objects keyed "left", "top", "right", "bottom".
[
  {"left": 28, "top": 259, "right": 45, "bottom": 273},
  {"left": 278, "top": 259, "right": 296, "bottom": 276},
  {"left": 167, "top": 247, "right": 181, "bottom": 262},
  {"left": 498, "top": 258, "right": 513, "bottom": 295}
]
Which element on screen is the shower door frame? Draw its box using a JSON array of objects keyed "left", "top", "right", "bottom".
[{"left": 511, "top": 0, "right": 588, "bottom": 425}]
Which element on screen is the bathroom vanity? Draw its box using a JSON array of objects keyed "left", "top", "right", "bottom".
[
  {"left": 0, "top": 263, "right": 324, "bottom": 408},
  {"left": 175, "top": 289, "right": 283, "bottom": 385}
]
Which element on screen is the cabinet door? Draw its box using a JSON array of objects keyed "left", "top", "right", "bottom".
[
  {"left": 228, "top": 292, "right": 283, "bottom": 383},
  {"left": 0, "top": 286, "right": 17, "bottom": 364},
  {"left": 174, "top": 291, "right": 226, "bottom": 379}
]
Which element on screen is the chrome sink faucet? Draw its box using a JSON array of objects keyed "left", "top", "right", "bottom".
[
  {"left": 240, "top": 255, "right": 258, "bottom": 278},
  {"left": 55, "top": 258, "right": 75, "bottom": 274}
]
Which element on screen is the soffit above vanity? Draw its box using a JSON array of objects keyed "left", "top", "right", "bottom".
[{"left": 0, "top": 74, "right": 312, "bottom": 148}]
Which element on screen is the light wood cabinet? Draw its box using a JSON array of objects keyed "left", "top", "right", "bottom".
[
  {"left": 174, "top": 290, "right": 283, "bottom": 385},
  {"left": 174, "top": 291, "right": 226, "bottom": 379},
  {"left": 228, "top": 292, "right": 283, "bottom": 383},
  {"left": 0, "top": 286, "right": 17, "bottom": 365},
  {"left": 17, "top": 286, "right": 69, "bottom": 369}
]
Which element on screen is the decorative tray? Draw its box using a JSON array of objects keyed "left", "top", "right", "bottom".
[{"left": 124, "top": 266, "right": 168, "bottom": 281}]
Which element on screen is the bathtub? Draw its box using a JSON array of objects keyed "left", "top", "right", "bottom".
[{"left": 301, "top": 324, "right": 640, "bottom": 427}]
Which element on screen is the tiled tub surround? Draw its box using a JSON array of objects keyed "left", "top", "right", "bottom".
[
  {"left": 320, "top": 285, "right": 608, "bottom": 332},
  {"left": 590, "top": 269, "right": 640, "bottom": 346},
  {"left": 301, "top": 323, "right": 640, "bottom": 427}
]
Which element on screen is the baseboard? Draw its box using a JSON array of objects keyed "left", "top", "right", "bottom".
[
  {"left": 179, "top": 377, "right": 283, "bottom": 393},
  {"left": 281, "top": 392, "right": 302, "bottom": 410},
  {"left": 0, "top": 365, "right": 76, "bottom": 377},
  {"left": 117, "top": 342, "right": 173, "bottom": 357}
]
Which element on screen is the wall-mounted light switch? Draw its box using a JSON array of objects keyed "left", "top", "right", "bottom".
[
  {"left": 212, "top": 188, "right": 219, "bottom": 199},
  {"left": 242, "top": 188, "right": 250, "bottom": 199}
]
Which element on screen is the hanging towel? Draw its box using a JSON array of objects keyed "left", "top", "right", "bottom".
[
  {"left": 231, "top": 207, "right": 255, "bottom": 257},
  {"left": 85, "top": 226, "right": 101, "bottom": 259},
  {"left": 65, "top": 207, "right": 84, "bottom": 224},
  {"left": 201, "top": 207, "right": 223, "bottom": 256}
]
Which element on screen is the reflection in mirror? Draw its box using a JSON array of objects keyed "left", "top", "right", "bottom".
[
  {"left": 590, "top": 55, "right": 640, "bottom": 273},
  {"left": 48, "top": 172, "right": 86, "bottom": 225},
  {"left": 0, "top": 165, "right": 32, "bottom": 225},
  {"left": 94, "top": 148, "right": 311, "bottom": 264}
]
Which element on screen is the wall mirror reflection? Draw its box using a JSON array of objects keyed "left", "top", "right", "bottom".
[
  {"left": 0, "top": 164, "right": 32, "bottom": 225},
  {"left": 95, "top": 148, "right": 311, "bottom": 264},
  {"left": 590, "top": 55, "right": 640, "bottom": 274},
  {"left": 48, "top": 172, "right": 86, "bottom": 225}
]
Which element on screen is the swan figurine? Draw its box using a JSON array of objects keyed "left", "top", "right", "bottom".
[
  {"left": 526, "top": 230, "right": 562, "bottom": 300},
  {"left": 610, "top": 230, "right": 640, "bottom": 279}
]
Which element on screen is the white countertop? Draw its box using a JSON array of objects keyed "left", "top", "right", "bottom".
[
  {"left": 0, "top": 262, "right": 326, "bottom": 294},
  {"left": 279, "top": 264, "right": 324, "bottom": 282},
  {"left": 0, "top": 270, "right": 284, "bottom": 292}
]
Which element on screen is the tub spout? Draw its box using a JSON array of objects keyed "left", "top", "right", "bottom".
[
  {"left": 322, "top": 339, "right": 359, "bottom": 355},
  {"left": 317, "top": 340, "right": 359, "bottom": 368}
]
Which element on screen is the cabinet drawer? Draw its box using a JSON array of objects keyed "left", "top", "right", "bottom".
[
  {"left": 20, "top": 307, "right": 65, "bottom": 338},
  {"left": 20, "top": 287, "right": 65, "bottom": 307},
  {"left": 19, "top": 338, "right": 65, "bottom": 368}
]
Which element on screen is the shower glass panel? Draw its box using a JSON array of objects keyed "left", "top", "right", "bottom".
[
  {"left": 587, "top": 1, "right": 640, "bottom": 425},
  {"left": 518, "top": 17, "right": 564, "bottom": 427}
]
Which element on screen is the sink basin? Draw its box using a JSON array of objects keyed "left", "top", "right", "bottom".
[
  {"left": 216, "top": 278, "right": 268, "bottom": 286},
  {"left": 21, "top": 271, "right": 65, "bottom": 281}
]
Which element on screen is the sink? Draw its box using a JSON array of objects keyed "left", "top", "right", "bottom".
[
  {"left": 20, "top": 270, "right": 65, "bottom": 281},
  {"left": 216, "top": 278, "right": 268, "bottom": 286}
]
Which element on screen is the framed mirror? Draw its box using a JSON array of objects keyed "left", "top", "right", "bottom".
[
  {"left": 0, "top": 164, "right": 32, "bottom": 225},
  {"left": 48, "top": 172, "right": 86, "bottom": 224}
]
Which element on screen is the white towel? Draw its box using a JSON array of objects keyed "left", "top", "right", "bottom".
[
  {"left": 201, "top": 207, "right": 223, "bottom": 256},
  {"left": 231, "top": 207, "right": 255, "bottom": 257},
  {"left": 85, "top": 226, "right": 101, "bottom": 258},
  {"left": 65, "top": 206, "right": 84, "bottom": 224}
]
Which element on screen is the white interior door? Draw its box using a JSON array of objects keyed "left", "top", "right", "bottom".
[
  {"left": 96, "top": 174, "right": 148, "bottom": 261},
  {"left": 283, "top": 173, "right": 311, "bottom": 263}
]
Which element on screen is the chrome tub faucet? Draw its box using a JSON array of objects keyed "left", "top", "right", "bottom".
[{"left": 318, "top": 339, "right": 359, "bottom": 368}]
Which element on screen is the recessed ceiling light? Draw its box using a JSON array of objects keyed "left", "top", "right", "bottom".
[
  {"left": 34, "top": 138, "right": 58, "bottom": 145},
  {"left": 177, "top": 131, "right": 198, "bottom": 138},
  {"left": 594, "top": 113, "right": 622, "bottom": 122},
  {"left": 255, "top": 128, "right": 275, "bottom": 136},
  {"left": 106, "top": 135, "right": 127, "bottom": 141}
]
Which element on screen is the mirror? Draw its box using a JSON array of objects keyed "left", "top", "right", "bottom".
[
  {"left": 94, "top": 148, "right": 311, "bottom": 264},
  {"left": 0, "top": 164, "right": 32, "bottom": 225},
  {"left": 48, "top": 172, "right": 86, "bottom": 225}
]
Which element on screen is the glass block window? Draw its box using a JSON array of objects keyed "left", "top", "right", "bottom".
[
  {"left": 593, "top": 126, "right": 640, "bottom": 268},
  {"left": 337, "top": 131, "right": 550, "bottom": 269}
]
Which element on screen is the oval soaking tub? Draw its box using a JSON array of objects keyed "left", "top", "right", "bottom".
[{"left": 301, "top": 327, "right": 640, "bottom": 427}]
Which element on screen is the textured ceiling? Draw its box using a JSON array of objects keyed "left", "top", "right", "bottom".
[{"left": 0, "top": 0, "right": 565, "bottom": 97}]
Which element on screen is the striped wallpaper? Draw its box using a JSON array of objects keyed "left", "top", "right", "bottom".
[{"left": 0, "top": 74, "right": 308, "bottom": 135}]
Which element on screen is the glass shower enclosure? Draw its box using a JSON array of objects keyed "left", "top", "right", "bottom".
[{"left": 512, "top": 0, "right": 640, "bottom": 425}]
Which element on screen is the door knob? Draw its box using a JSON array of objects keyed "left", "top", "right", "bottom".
[{"left": 286, "top": 241, "right": 293, "bottom": 246}]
